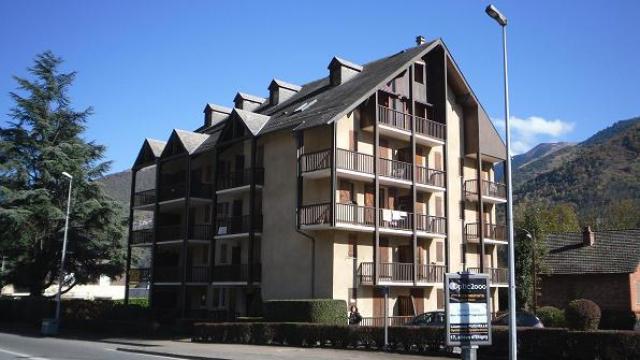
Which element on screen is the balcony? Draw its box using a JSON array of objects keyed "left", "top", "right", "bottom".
[
  {"left": 361, "top": 105, "right": 446, "bottom": 146},
  {"left": 468, "top": 267, "right": 508, "bottom": 286},
  {"left": 129, "top": 268, "right": 150, "bottom": 284},
  {"left": 130, "top": 228, "right": 153, "bottom": 246},
  {"left": 464, "top": 179, "right": 507, "bottom": 204},
  {"left": 187, "top": 265, "right": 210, "bottom": 283},
  {"left": 216, "top": 168, "right": 264, "bottom": 194},
  {"left": 379, "top": 209, "right": 412, "bottom": 232},
  {"left": 300, "top": 148, "right": 375, "bottom": 181},
  {"left": 416, "top": 215, "right": 446, "bottom": 237},
  {"left": 415, "top": 115, "right": 446, "bottom": 145},
  {"left": 359, "top": 262, "right": 443, "bottom": 286},
  {"left": 465, "top": 223, "right": 507, "bottom": 244},
  {"left": 417, "top": 264, "right": 445, "bottom": 284},
  {"left": 154, "top": 266, "right": 181, "bottom": 283},
  {"left": 215, "top": 215, "right": 263, "bottom": 237},
  {"left": 378, "top": 105, "right": 412, "bottom": 133},
  {"left": 158, "top": 182, "right": 213, "bottom": 203},
  {"left": 133, "top": 189, "right": 156, "bottom": 209},
  {"left": 155, "top": 224, "right": 213, "bottom": 242},
  {"left": 211, "top": 263, "right": 261, "bottom": 283},
  {"left": 299, "top": 203, "right": 374, "bottom": 229},
  {"left": 378, "top": 158, "right": 412, "bottom": 186},
  {"left": 416, "top": 166, "right": 445, "bottom": 191}
]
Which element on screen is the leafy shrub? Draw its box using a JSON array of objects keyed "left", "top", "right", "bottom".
[
  {"left": 263, "top": 299, "right": 347, "bottom": 324},
  {"left": 566, "top": 299, "right": 601, "bottom": 330},
  {"left": 599, "top": 310, "right": 638, "bottom": 330},
  {"left": 537, "top": 306, "right": 566, "bottom": 327}
]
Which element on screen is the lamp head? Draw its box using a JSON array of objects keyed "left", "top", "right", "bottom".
[
  {"left": 485, "top": 4, "right": 508, "bottom": 26},
  {"left": 62, "top": 172, "right": 73, "bottom": 179}
]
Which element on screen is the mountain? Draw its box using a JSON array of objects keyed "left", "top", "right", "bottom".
[
  {"left": 513, "top": 116, "right": 640, "bottom": 211},
  {"left": 97, "top": 169, "right": 132, "bottom": 208},
  {"left": 496, "top": 142, "right": 575, "bottom": 184}
]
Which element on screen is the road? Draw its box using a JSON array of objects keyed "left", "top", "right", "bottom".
[{"left": 0, "top": 329, "right": 449, "bottom": 360}]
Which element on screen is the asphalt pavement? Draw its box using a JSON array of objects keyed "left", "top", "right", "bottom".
[{"left": 0, "top": 327, "right": 450, "bottom": 360}]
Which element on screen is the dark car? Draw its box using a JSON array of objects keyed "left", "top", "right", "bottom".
[
  {"left": 492, "top": 311, "right": 544, "bottom": 328},
  {"left": 409, "top": 311, "right": 446, "bottom": 327}
]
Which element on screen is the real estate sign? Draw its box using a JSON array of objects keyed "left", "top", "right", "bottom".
[{"left": 444, "top": 272, "right": 492, "bottom": 347}]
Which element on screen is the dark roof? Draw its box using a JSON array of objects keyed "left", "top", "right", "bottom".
[
  {"left": 233, "top": 109, "right": 270, "bottom": 136},
  {"left": 234, "top": 92, "right": 266, "bottom": 104},
  {"left": 270, "top": 78, "right": 301, "bottom": 92},
  {"left": 257, "top": 41, "right": 440, "bottom": 134},
  {"left": 542, "top": 229, "right": 640, "bottom": 275},
  {"left": 132, "top": 138, "right": 166, "bottom": 169},
  {"left": 328, "top": 56, "right": 363, "bottom": 71}
]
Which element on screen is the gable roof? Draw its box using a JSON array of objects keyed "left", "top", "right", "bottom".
[
  {"left": 256, "top": 40, "right": 440, "bottom": 134},
  {"left": 234, "top": 92, "right": 266, "bottom": 104},
  {"left": 269, "top": 78, "right": 302, "bottom": 92},
  {"left": 542, "top": 229, "right": 640, "bottom": 275},
  {"left": 133, "top": 138, "right": 166, "bottom": 169},
  {"left": 160, "top": 129, "right": 210, "bottom": 158},
  {"left": 233, "top": 109, "right": 270, "bottom": 136}
]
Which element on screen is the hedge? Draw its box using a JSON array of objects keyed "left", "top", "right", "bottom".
[
  {"left": 536, "top": 306, "right": 566, "bottom": 328},
  {"left": 566, "top": 299, "right": 601, "bottom": 330},
  {"left": 263, "top": 299, "right": 347, "bottom": 324},
  {"left": 193, "top": 322, "right": 640, "bottom": 359}
]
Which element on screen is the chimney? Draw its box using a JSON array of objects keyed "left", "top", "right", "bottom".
[
  {"left": 328, "top": 56, "right": 363, "bottom": 86},
  {"left": 582, "top": 226, "right": 595, "bottom": 246},
  {"left": 416, "top": 35, "right": 426, "bottom": 46},
  {"left": 233, "top": 92, "right": 266, "bottom": 112},
  {"left": 203, "top": 104, "right": 232, "bottom": 127},
  {"left": 268, "top": 79, "right": 301, "bottom": 106}
]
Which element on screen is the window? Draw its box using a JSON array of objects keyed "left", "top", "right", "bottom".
[
  {"left": 415, "top": 63, "right": 424, "bottom": 84},
  {"left": 436, "top": 241, "right": 444, "bottom": 262},
  {"left": 219, "top": 243, "right": 228, "bottom": 264},
  {"left": 212, "top": 288, "right": 228, "bottom": 309},
  {"left": 348, "top": 234, "right": 357, "bottom": 258}
]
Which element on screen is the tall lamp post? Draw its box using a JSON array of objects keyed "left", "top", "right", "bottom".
[
  {"left": 55, "top": 171, "right": 73, "bottom": 328},
  {"left": 485, "top": 4, "right": 517, "bottom": 360}
]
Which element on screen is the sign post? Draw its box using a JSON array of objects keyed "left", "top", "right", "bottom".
[{"left": 445, "top": 272, "right": 492, "bottom": 360}]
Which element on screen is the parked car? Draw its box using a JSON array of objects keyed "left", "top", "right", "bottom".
[
  {"left": 408, "top": 311, "right": 446, "bottom": 327},
  {"left": 492, "top": 311, "right": 544, "bottom": 328}
]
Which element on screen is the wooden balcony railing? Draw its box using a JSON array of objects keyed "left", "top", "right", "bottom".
[
  {"left": 156, "top": 225, "right": 183, "bottom": 242},
  {"left": 416, "top": 215, "right": 447, "bottom": 234},
  {"left": 131, "top": 228, "right": 153, "bottom": 245},
  {"left": 129, "top": 268, "right": 151, "bottom": 283},
  {"left": 154, "top": 266, "right": 181, "bottom": 282},
  {"left": 211, "top": 263, "right": 261, "bottom": 282},
  {"left": 359, "top": 316, "right": 413, "bottom": 327},
  {"left": 336, "top": 148, "right": 374, "bottom": 174},
  {"left": 417, "top": 264, "right": 445, "bottom": 283},
  {"left": 415, "top": 115, "right": 446, "bottom": 140},
  {"left": 217, "top": 168, "right": 264, "bottom": 191},
  {"left": 187, "top": 265, "right": 210, "bottom": 282},
  {"left": 158, "top": 182, "right": 186, "bottom": 202},
  {"left": 299, "top": 203, "right": 331, "bottom": 226},
  {"left": 378, "top": 105, "right": 412, "bottom": 131},
  {"left": 465, "top": 223, "right": 507, "bottom": 242},
  {"left": 133, "top": 189, "right": 156, "bottom": 207},
  {"left": 215, "top": 215, "right": 263, "bottom": 236},
  {"left": 465, "top": 179, "right": 507, "bottom": 200},
  {"left": 380, "top": 209, "right": 412, "bottom": 230},
  {"left": 468, "top": 267, "right": 508, "bottom": 285},
  {"left": 300, "top": 149, "right": 331, "bottom": 173},
  {"left": 378, "top": 158, "right": 412, "bottom": 181},
  {"left": 416, "top": 166, "right": 445, "bottom": 188}
]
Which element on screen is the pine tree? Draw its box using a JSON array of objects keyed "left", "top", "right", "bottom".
[{"left": 0, "top": 51, "right": 125, "bottom": 297}]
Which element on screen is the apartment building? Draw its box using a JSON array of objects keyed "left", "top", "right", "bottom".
[{"left": 125, "top": 37, "right": 508, "bottom": 322}]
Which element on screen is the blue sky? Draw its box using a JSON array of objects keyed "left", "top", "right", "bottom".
[{"left": 1, "top": 0, "right": 638, "bottom": 172}]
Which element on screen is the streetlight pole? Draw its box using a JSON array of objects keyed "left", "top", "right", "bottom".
[
  {"left": 55, "top": 171, "right": 73, "bottom": 327},
  {"left": 485, "top": 4, "right": 516, "bottom": 360}
]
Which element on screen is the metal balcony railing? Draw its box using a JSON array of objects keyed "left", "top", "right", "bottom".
[
  {"left": 468, "top": 267, "right": 508, "bottom": 285},
  {"left": 465, "top": 223, "right": 507, "bottom": 242},
  {"left": 415, "top": 115, "right": 446, "bottom": 140},
  {"left": 379, "top": 262, "right": 414, "bottom": 282},
  {"left": 158, "top": 182, "right": 186, "bottom": 202},
  {"left": 378, "top": 158, "right": 412, "bottom": 181},
  {"left": 211, "top": 263, "right": 261, "bottom": 282},
  {"left": 299, "top": 203, "right": 331, "bottom": 226},
  {"left": 336, "top": 148, "right": 374, "bottom": 174},
  {"left": 417, "top": 264, "right": 445, "bottom": 283},
  {"left": 379, "top": 209, "right": 412, "bottom": 230},
  {"left": 187, "top": 265, "right": 210, "bottom": 282},
  {"left": 215, "top": 215, "right": 263, "bottom": 236},
  {"left": 378, "top": 105, "right": 412, "bottom": 131},
  {"left": 464, "top": 179, "right": 507, "bottom": 200},
  {"left": 133, "top": 189, "right": 156, "bottom": 207},
  {"left": 416, "top": 215, "right": 447, "bottom": 234},
  {"left": 131, "top": 228, "right": 153, "bottom": 245},
  {"left": 416, "top": 166, "right": 445, "bottom": 187},
  {"left": 154, "top": 266, "right": 181, "bottom": 282},
  {"left": 299, "top": 149, "right": 331, "bottom": 173}
]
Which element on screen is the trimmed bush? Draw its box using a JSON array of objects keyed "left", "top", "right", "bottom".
[
  {"left": 263, "top": 299, "right": 347, "bottom": 324},
  {"left": 193, "top": 322, "right": 640, "bottom": 359},
  {"left": 566, "top": 299, "right": 601, "bottom": 330},
  {"left": 537, "top": 306, "right": 566, "bottom": 327},
  {"left": 599, "top": 310, "right": 638, "bottom": 330}
]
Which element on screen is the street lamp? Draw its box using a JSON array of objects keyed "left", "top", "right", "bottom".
[
  {"left": 485, "top": 4, "right": 517, "bottom": 360},
  {"left": 54, "top": 171, "right": 73, "bottom": 330}
]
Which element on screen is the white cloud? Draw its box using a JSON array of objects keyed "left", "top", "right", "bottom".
[{"left": 492, "top": 116, "right": 574, "bottom": 154}]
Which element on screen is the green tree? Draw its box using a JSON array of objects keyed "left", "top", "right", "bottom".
[
  {"left": 514, "top": 203, "right": 547, "bottom": 310},
  {"left": 542, "top": 203, "right": 580, "bottom": 233},
  {"left": 0, "top": 51, "right": 125, "bottom": 296},
  {"left": 600, "top": 199, "right": 640, "bottom": 230}
]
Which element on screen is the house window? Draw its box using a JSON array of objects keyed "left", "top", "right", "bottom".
[
  {"left": 415, "top": 63, "right": 424, "bottom": 84},
  {"left": 348, "top": 234, "right": 357, "bottom": 258},
  {"left": 219, "top": 243, "right": 228, "bottom": 264},
  {"left": 436, "top": 241, "right": 444, "bottom": 262},
  {"left": 212, "top": 288, "right": 228, "bottom": 309}
]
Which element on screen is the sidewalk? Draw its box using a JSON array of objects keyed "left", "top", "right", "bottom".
[{"left": 112, "top": 338, "right": 452, "bottom": 360}]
